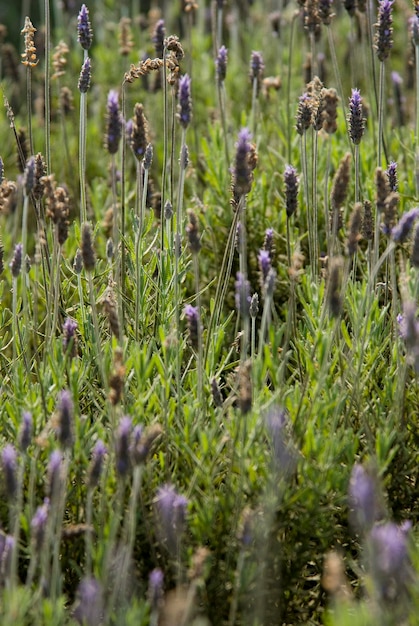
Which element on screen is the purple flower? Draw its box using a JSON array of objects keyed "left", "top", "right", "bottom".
[
  {"left": 265, "top": 407, "right": 296, "bottom": 477},
  {"left": 148, "top": 568, "right": 164, "bottom": 612},
  {"left": 348, "top": 463, "right": 379, "bottom": 531},
  {"left": 369, "top": 521, "right": 411, "bottom": 600},
  {"left": 296, "top": 93, "right": 312, "bottom": 135},
  {"left": 48, "top": 450, "right": 62, "bottom": 500},
  {"left": 115, "top": 416, "right": 132, "bottom": 477},
  {"left": 31, "top": 498, "right": 49, "bottom": 552},
  {"left": 216, "top": 45, "right": 228, "bottom": 83},
  {"left": 184, "top": 304, "right": 200, "bottom": 349},
  {"left": 56, "top": 389, "right": 74, "bottom": 449},
  {"left": 105, "top": 90, "right": 122, "bottom": 155},
  {"left": 155, "top": 484, "right": 188, "bottom": 554},
  {"left": 78, "top": 57, "right": 91, "bottom": 93},
  {"left": 88, "top": 440, "right": 107, "bottom": 488},
  {"left": 152, "top": 19, "right": 165, "bottom": 58},
  {"left": 178, "top": 74, "right": 192, "bottom": 129},
  {"left": 77, "top": 4, "right": 93, "bottom": 50},
  {"left": 386, "top": 160, "right": 398, "bottom": 192},
  {"left": 73, "top": 577, "right": 103, "bottom": 626},
  {"left": 249, "top": 51, "right": 264, "bottom": 93},
  {"left": 375, "top": 0, "right": 394, "bottom": 62},
  {"left": 232, "top": 127, "right": 253, "bottom": 199},
  {"left": 2, "top": 444, "right": 17, "bottom": 499},
  {"left": 19, "top": 411, "right": 33, "bottom": 452},
  {"left": 284, "top": 165, "right": 299, "bottom": 218},
  {"left": 10, "top": 243, "right": 23, "bottom": 278},
  {"left": 391, "top": 208, "right": 419, "bottom": 243},
  {"left": 412, "top": 15, "right": 419, "bottom": 45},
  {"left": 63, "top": 317, "right": 78, "bottom": 358},
  {"left": 348, "top": 88, "right": 365, "bottom": 145},
  {"left": 258, "top": 249, "right": 271, "bottom": 282},
  {"left": 398, "top": 301, "right": 419, "bottom": 372},
  {"left": 235, "top": 272, "right": 251, "bottom": 317},
  {"left": 263, "top": 228, "right": 274, "bottom": 254}
]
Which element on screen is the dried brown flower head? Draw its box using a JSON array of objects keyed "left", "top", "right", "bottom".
[{"left": 21, "top": 17, "right": 38, "bottom": 67}]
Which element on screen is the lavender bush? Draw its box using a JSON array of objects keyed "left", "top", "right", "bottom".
[{"left": 0, "top": 2, "right": 418, "bottom": 625}]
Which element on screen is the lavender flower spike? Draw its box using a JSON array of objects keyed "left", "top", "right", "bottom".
[
  {"left": 374, "top": 0, "right": 394, "bottom": 62},
  {"left": 31, "top": 498, "right": 49, "bottom": 552},
  {"left": 386, "top": 160, "right": 398, "bottom": 192},
  {"left": 78, "top": 57, "right": 91, "bottom": 94},
  {"left": 19, "top": 411, "right": 33, "bottom": 452},
  {"left": 105, "top": 90, "right": 122, "bottom": 155},
  {"left": 73, "top": 577, "right": 103, "bottom": 626},
  {"left": 391, "top": 208, "right": 419, "bottom": 244},
  {"left": 184, "top": 304, "right": 200, "bottom": 349},
  {"left": 348, "top": 88, "right": 365, "bottom": 145},
  {"left": 370, "top": 521, "right": 411, "bottom": 600},
  {"left": 156, "top": 484, "right": 188, "bottom": 554},
  {"left": 115, "top": 416, "right": 132, "bottom": 477},
  {"left": 56, "top": 389, "right": 74, "bottom": 449},
  {"left": 232, "top": 127, "right": 253, "bottom": 199},
  {"left": 2, "top": 444, "right": 17, "bottom": 500},
  {"left": 348, "top": 463, "right": 378, "bottom": 531},
  {"left": 284, "top": 165, "right": 299, "bottom": 218},
  {"left": 235, "top": 272, "right": 251, "bottom": 316},
  {"left": 216, "top": 45, "right": 228, "bottom": 84},
  {"left": 77, "top": 4, "right": 93, "bottom": 50},
  {"left": 10, "top": 243, "right": 23, "bottom": 278},
  {"left": 88, "top": 440, "right": 107, "bottom": 488},
  {"left": 178, "top": 74, "right": 192, "bottom": 129},
  {"left": 258, "top": 249, "right": 271, "bottom": 282}
]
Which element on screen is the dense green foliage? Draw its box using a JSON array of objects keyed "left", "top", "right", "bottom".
[{"left": 0, "top": 1, "right": 418, "bottom": 624}]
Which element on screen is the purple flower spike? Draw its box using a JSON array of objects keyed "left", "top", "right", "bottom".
[
  {"left": 77, "top": 4, "right": 93, "bottom": 50},
  {"left": 31, "top": 498, "right": 49, "bottom": 552},
  {"left": 392, "top": 208, "right": 419, "bottom": 244},
  {"left": 78, "top": 57, "right": 91, "bottom": 93},
  {"left": 105, "top": 90, "right": 122, "bottom": 155},
  {"left": 115, "top": 416, "right": 132, "bottom": 477},
  {"left": 348, "top": 88, "right": 365, "bottom": 145},
  {"left": 375, "top": 0, "right": 394, "bottom": 62},
  {"left": 10, "top": 243, "right": 23, "bottom": 278},
  {"left": 216, "top": 45, "right": 228, "bottom": 83},
  {"left": 232, "top": 127, "right": 253, "bottom": 199},
  {"left": 386, "top": 160, "right": 398, "bottom": 192},
  {"left": 348, "top": 463, "right": 379, "bottom": 531},
  {"left": 369, "top": 521, "right": 411, "bottom": 600},
  {"left": 2, "top": 444, "right": 17, "bottom": 500},
  {"left": 56, "top": 389, "right": 74, "bottom": 449},
  {"left": 265, "top": 406, "right": 296, "bottom": 477},
  {"left": 63, "top": 317, "right": 78, "bottom": 358},
  {"left": 284, "top": 165, "right": 299, "bottom": 218},
  {"left": 152, "top": 19, "right": 165, "bottom": 58},
  {"left": 156, "top": 484, "right": 188, "bottom": 554},
  {"left": 235, "top": 272, "right": 251, "bottom": 317},
  {"left": 148, "top": 568, "right": 164, "bottom": 612},
  {"left": 88, "top": 440, "right": 107, "bottom": 488},
  {"left": 19, "top": 411, "right": 33, "bottom": 452},
  {"left": 398, "top": 301, "right": 419, "bottom": 372},
  {"left": 48, "top": 450, "right": 62, "bottom": 499},
  {"left": 184, "top": 304, "right": 200, "bottom": 349},
  {"left": 258, "top": 249, "right": 271, "bottom": 282},
  {"left": 178, "top": 74, "right": 192, "bottom": 129},
  {"left": 73, "top": 577, "right": 103, "bottom": 626}
]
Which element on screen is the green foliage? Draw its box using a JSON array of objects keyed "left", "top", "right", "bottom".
[{"left": 0, "top": 1, "right": 419, "bottom": 624}]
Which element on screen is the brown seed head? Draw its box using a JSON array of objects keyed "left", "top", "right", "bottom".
[
  {"left": 119, "top": 17, "right": 134, "bottom": 56},
  {"left": 21, "top": 17, "right": 38, "bottom": 67}
]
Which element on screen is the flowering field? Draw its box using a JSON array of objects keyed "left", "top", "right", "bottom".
[{"left": 0, "top": 0, "right": 419, "bottom": 624}]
